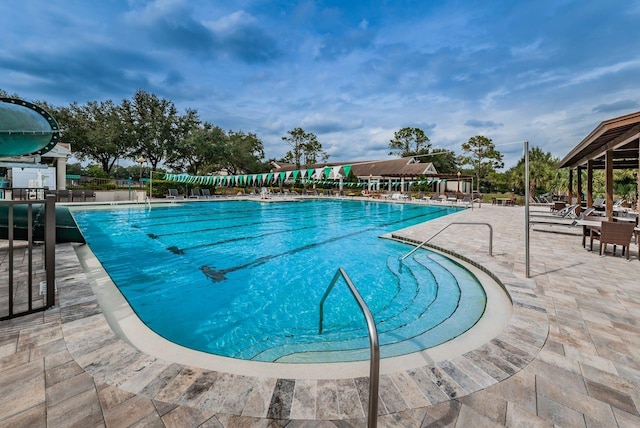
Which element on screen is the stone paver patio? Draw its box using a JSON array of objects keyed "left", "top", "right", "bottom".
[{"left": 1, "top": 201, "right": 640, "bottom": 427}]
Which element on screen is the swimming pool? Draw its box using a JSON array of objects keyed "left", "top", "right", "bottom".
[{"left": 72, "top": 199, "right": 486, "bottom": 363}]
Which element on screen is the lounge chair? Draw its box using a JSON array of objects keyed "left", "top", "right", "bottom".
[
  {"left": 84, "top": 190, "right": 95, "bottom": 202},
  {"left": 201, "top": 189, "right": 212, "bottom": 199},
  {"left": 552, "top": 201, "right": 566, "bottom": 212},
  {"left": 555, "top": 203, "right": 580, "bottom": 219},
  {"left": 189, "top": 189, "right": 202, "bottom": 199},
  {"left": 592, "top": 198, "right": 605, "bottom": 209},
  {"left": 590, "top": 220, "right": 636, "bottom": 260},
  {"left": 166, "top": 189, "right": 183, "bottom": 199}
]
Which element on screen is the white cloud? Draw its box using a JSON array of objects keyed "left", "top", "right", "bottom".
[
  {"left": 564, "top": 60, "right": 640, "bottom": 86},
  {"left": 204, "top": 10, "right": 258, "bottom": 35}
]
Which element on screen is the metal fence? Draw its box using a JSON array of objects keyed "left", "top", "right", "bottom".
[{"left": 0, "top": 195, "right": 56, "bottom": 320}]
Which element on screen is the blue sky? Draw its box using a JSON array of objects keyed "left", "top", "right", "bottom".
[{"left": 2, "top": 0, "right": 639, "bottom": 169}]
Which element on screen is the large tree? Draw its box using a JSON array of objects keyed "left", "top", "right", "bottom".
[
  {"left": 223, "top": 130, "right": 266, "bottom": 175},
  {"left": 57, "top": 100, "right": 130, "bottom": 175},
  {"left": 165, "top": 122, "right": 226, "bottom": 175},
  {"left": 121, "top": 90, "right": 181, "bottom": 171},
  {"left": 0, "top": 88, "right": 21, "bottom": 98},
  {"left": 507, "top": 146, "right": 559, "bottom": 195},
  {"left": 389, "top": 127, "right": 431, "bottom": 157},
  {"left": 281, "top": 128, "right": 328, "bottom": 167},
  {"left": 459, "top": 135, "right": 504, "bottom": 193}
]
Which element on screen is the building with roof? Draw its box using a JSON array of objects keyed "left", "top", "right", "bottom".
[
  {"left": 558, "top": 110, "right": 640, "bottom": 217},
  {"left": 272, "top": 156, "right": 472, "bottom": 194}
]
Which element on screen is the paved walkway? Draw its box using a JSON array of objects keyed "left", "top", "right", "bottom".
[{"left": 1, "top": 203, "right": 640, "bottom": 427}]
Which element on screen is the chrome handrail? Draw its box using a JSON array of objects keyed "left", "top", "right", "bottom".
[
  {"left": 318, "top": 268, "right": 379, "bottom": 428},
  {"left": 400, "top": 222, "right": 493, "bottom": 260}
]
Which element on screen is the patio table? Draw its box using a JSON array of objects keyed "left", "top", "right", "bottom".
[{"left": 575, "top": 219, "right": 602, "bottom": 248}]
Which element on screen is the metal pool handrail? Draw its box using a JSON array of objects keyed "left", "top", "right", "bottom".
[
  {"left": 318, "top": 268, "right": 379, "bottom": 428},
  {"left": 400, "top": 222, "right": 493, "bottom": 261}
]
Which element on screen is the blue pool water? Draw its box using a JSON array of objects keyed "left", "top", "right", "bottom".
[{"left": 72, "top": 199, "right": 486, "bottom": 362}]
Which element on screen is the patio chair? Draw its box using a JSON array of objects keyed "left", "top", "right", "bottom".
[
  {"left": 84, "top": 190, "right": 96, "bottom": 202},
  {"left": 590, "top": 220, "right": 636, "bottom": 260}
]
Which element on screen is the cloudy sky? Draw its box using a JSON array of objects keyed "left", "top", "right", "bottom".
[{"left": 2, "top": 0, "right": 639, "bottom": 168}]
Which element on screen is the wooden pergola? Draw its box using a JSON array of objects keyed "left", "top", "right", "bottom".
[{"left": 558, "top": 111, "right": 640, "bottom": 219}]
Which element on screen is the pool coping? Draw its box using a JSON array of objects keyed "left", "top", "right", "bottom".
[
  {"left": 54, "top": 204, "right": 549, "bottom": 420},
  {"left": 74, "top": 240, "right": 512, "bottom": 380}
]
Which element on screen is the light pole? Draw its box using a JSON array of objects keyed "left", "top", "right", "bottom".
[
  {"left": 457, "top": 171, "right": 461, "bottom": 195},
  {"left": 138, "top": 157, "right": 145, "bottom": 182}
]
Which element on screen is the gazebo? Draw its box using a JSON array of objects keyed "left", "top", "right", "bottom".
[{"left": 558, "top": 110, "right": 640, "bottom": 219}]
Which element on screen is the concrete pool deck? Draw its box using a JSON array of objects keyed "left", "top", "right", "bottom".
[{"left": 1, "top": 201, "right": 640, "bottom": 426}]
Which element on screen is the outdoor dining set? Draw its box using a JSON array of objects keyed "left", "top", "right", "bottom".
[{"left": 576, "top": 213, "right": 640, "bottom": 261}]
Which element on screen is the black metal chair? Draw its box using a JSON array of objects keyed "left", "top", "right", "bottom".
[
  {"left": 57, "top": 189, "right": 71, "bottom": 202},
  {"left": 71, "top": 189, "right": 85, "bottom": 202}
]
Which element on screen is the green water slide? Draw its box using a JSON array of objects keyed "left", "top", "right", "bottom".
[
  {"left": 0, "top": 98, "right": 60, "bottom": 157},
  {"left": 1, "top": 98, "right": 84, "bottom": 243},
  {"left": 0, "top": 203, "right": 85, "bottom": 243}
]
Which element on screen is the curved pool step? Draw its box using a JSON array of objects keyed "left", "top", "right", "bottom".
[
  {"left": 217, "top": 253, "right": 425, "bottom": 359},
  {"left": 229, "top": 252, "right": 443, "bottom": 360},
  {"left": 243, "top": 250, "right": 484, "bottom": 362},
  {"left": 274, "top": 253, "right": 486, "bottom": 363},
  {"left": 270, "top": 253, "right": 464, "bottom": 362}
]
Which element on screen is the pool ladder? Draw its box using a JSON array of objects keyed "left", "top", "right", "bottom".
[
  {"left": 318, "top": 268, "right": 379, "bottom": 428},
  {"left": 400, "top": 222, "right": 493, "bottom": 261}
]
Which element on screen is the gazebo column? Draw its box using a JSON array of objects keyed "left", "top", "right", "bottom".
[
  {"left": 576, "top": 165, "right": 582, "bottom": 213},
  {"left": 605, "top": 149, "right": 614, "bottom": 220},
  {"left": 401, "top": 177, "right": 405, "bottom": 194},
  {"left": 586, "top": 160, "right": 593, "bottom": 208},
  {"left": 568, "top": 168, "right": 574, "bottom": 203}
]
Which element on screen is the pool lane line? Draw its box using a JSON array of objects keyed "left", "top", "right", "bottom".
[
  {"left": 118, "top": 198, "right": 359, "bottom": 227},
  {"left": 193, "top": 209, "right": 448, "bottom": 281},
  {"left": 165, "top": 205, "right": 448, "bottom": 253},
  {"left": 144, "top": 201, "right": 376, "bottom": 237},
  {"left": 147, "top": 202, "right": 396, "bottom": 239},
  {"left": 142, "top": 199, "right": 390, "bottom": 229}
]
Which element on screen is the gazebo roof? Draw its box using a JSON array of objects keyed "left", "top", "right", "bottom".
[{"left": 558, "top": 110, "right": 640, "bottom": 169}]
